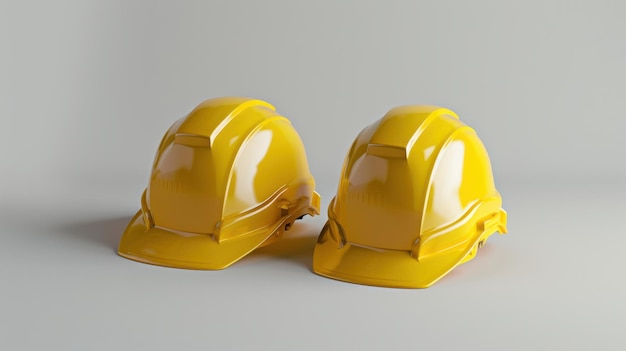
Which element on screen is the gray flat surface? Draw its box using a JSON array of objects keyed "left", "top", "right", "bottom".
[
  {"left": 3, "top": 0, "right": 626, "bottom": 349},
  {"left": 1, "top": 181, "right": 625, "bottom": 350}
]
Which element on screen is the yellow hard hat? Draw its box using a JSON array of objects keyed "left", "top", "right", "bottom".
[
  {"left": 119, "top": 97, "right": 321, "bottom": 269},
  {"left": 313, "top": 106, "right": 507, "bottom": 288}
]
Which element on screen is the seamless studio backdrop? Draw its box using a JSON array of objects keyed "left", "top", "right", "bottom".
[{"left": 1, "top": 1, "right": 625, "bottom": 350}]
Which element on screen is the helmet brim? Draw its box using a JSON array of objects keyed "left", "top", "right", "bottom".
[
  {"left": 313, "top": 222, "right": 484, "bottom": 288},
  {"left": 118, "top": 210, "right": 276, "bottom": 270}
]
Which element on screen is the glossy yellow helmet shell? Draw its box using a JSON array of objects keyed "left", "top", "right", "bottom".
[
  {"left": 119, "top": 97, "right": 320, "bottom": 269},
  {"left": 313, "top": 106, "right": 507, "bottom": 288}
]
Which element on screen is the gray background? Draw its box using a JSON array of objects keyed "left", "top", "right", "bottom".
[{"left": 1, "top": 0, "right": 625, "bottom": 350}]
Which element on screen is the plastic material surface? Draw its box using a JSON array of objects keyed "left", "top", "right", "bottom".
[
  {"left": 313, "top": 106, "right": 507, "bottom": 288},
  {"left": 119, "top": 97, "right": 320, "bottom": 269}
]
